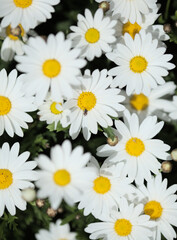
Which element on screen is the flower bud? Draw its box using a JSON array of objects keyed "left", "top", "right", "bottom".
[
  {"left": 47, "top": 207, "right": 57, "bottom": 217},
  {"left": 171, "top": 148, "right": 177, "bottom": 161},
  {"left": 161, "top": 161, "right": 172, "bottom": 173},
  {"left": 107, "top": 136, "right": 118, "bottom": 146},
  {"left": 99, "top": 1, "right": 110, "bottom": 13},
  {"left": 36, "top": 199, "right": 45, "bottom": 208},
  {"left": 163, "top": 23, "right": 172, "bottom": 33},
  {"left": 21, "top": 188, "right": 36, "bottom": 202}
]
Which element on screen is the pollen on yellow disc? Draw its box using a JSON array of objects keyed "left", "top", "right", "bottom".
[
  {"left": 114, "top": 219, "right": 132, "bottom": 236},
  {"left": 6, "top": 24, "right": 25, "bottom": 41},
  {"left": 144, "top": 200, "right": 163, "bottom": 220},
  {"left": 50, "top": 102, "right": 63, "bottom": 115},
  {"left": 42, "top": 59, "right": 61, "bottom": 78},
  {"left": 53, "top": 169, "right": 71, "bottom": 186},
  {"left": 126, "top": 137, "right": 145, "bottom": 157},
  {"left": 122, "top": 21, "right": 141, "bottom": 39},
  {"left": 93, "top": 176, "right": 111, "bottom": 194},
  {"left": 130, "top": 94, "right": 149, "bottom": 111},
  {"left": 85, "top": 28, "right": 100, "bottom": 43},
  {"left": 0, "top": 96, "right": 12, "bottom": 116},
  {"left": 0, "top": 169, "right": 13, "bottom": 189},
  {"left": 130, "top": 56, "right": 148, "bottom": 73},
  {"left": 77, "top": 92, "right": 97, "bottom": 111},
  {"left": 13, "top": 0, "right": 32, "bottom": 8}
]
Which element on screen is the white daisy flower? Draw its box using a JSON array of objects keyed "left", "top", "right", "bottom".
[
  {"left": 35, "top": 219, "right": 76, "bottom": 240},
  {"left": 0, "top": 24, "right": 27, "bottom": 61},
  {"left": 68, "top": 8, "right": 117, "bottom": 61},
  {"left": 85, "top": 198, "right": 156, "bottom": 240},
  {"left": 114, "top": 6, "right": 169, "bottom": 42},
  {"left": 121, "top": 81, "right": 176, "bottom": 121},
  {"left": 138, "top": 173, "right": 177, "bottom": 240},
  {"left": 15, "top": 32, "right": 86, "bottom": 105},
  {"left": 37, "top": 94, "right": 70, "bottom": 129},
  {"left": 0, "top": 68, "right": 36, "bottom": 137},
  {"left": 106, "top": 30, "right": 175, "bottom": 96},
  {"left": 77, "top": 158, "right": 136, "bottom": 219},
  {"left": 35, "top": 140, "right": 93, "bottom": 209},
  {"left": 0, "top": 0, "right": 60, "bottom": 31},
  {"left": 97, "top": 111, "right": 171, "bottom": 184},
  {"left": 0, "top": 142, "right": 38, "bottom": 217},
  {"left": 168, "top": 96, "right": 177, "bottom": 120},
  {"left": 65, "top": 69, "right": 125, "bottom": 141},
  {"left": 95, "top": 0, "right": 158, "bottom": 24}
]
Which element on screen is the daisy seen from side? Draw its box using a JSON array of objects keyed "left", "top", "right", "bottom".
[
  {"left": 35, "top": 219, "right": 76, "bottom": 240},
  {"left": 0, "top": 0, "right": 60, "bottom": 31},
  {"left": 68, "top": 8, "right": 117, "bottom": 61},
  {"left": 0, "top": 68, "right": 36, "bottom": 137},
  {"left": 120, "top": 81, "right": 176, "bottom": 121},
  {"left": 97, "top": 111, "right": 171, "bottom": 184},
  {"left": 65, "top": 69, "right": 125, "bottom": 141},
  {"left": 15, "top": 32, "right": 86, "bottom": 105},
  {"left": 35, "top": 140, "right": 93, "bottom": 209},
  {"left": 106, "top": 30, "right": 175, "bottom": 96},
  {"left": 85, "top": 198, "right": 156, "bottom": 240},
  {"left": 0, "top": 24, "right": 27, "bottom": 61},
  {"left": 77, "top": 158, "right": 136, "bottom": 219},
  {"left": 138, "top": 173, "right": 177, "bottom": 240},
  {"left": 0, "top": 142, "right": 38, "bottom": 217},
  {"left": 37, "top": 93, "right": 70, "bottom": 129}
]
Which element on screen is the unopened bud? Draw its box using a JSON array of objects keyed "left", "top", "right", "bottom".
[
  {"left": 75, "top": 215, "right": 80, "bottom": 220},
  {"left": 163, "top": 23, "right": 172, "bottom": 33},
  {"left": 21, "top": 188, "right": 36, "bottom": 202},
  {"left": 171, "top": 148, "right": 177, "bottom": 161},
  {"left": 107, "top": 136, "right": 118, "bottom": 146},
  {"left": 161, "top": 161, "right": 173, "bottom": 173},
  {"left": 47, "top": 208, "right": 57, "bottom": 217},
  {"left": 99, "top": 1, "right": 110, "bottom": 13},
  {"left": 36, "top": 199, "right": 45, "bottom": 208},
  {"left": 58, "top": 207, "right": 63, "bottom": 213}
]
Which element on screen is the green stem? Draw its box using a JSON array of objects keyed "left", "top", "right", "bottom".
[{"left": 164, "top": 0, "right": 171, "bottom": 21}]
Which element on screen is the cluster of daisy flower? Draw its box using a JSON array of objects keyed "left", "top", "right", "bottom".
[{"left": 0, "top": 0, "right": 177, "bottom": 240}]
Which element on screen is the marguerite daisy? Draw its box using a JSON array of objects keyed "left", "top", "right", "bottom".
[
  {"left": 35, "top": 140, "right": 93, "bottom": 209},
  {"left": 35, "top": 219, "right": 76, "bottom": 240},
  {"left": 95, "top": 0, "right": 158, "bottom": 24},
  {"left": 138, "top": 173, "right": 177, "bottom": 240},
  {"left": 65, "top": 69, "right": 125, "bottom": 140},
  {"left": 0, "top": 0, "right": 60, "bottom": 31},
  {"left": 0, "top": 24, "right": 27, "bottom": 61},
  {"left": 85, "top": 198, "right": 156, "bottom": 240},
  {"left": 77, "top": 158, "right": 136, "bottom": 219},
  {"left": 37, "top": 93, "right": 70, "bottom": 129},
  {"left": 121, "top": 81, "right": 176, "bottom": 121},
  {"left": 69, "top": 8, "right": 117, "bottom": 61},
  {"left": 15, "top": 32, "right": 86, "bottom": 105},
  {"left": 0, "top": 68, "right": 36, "bottom": 137},
  {"left": 0, "top": 142, "right": 38, "bottom": 217},
  {"left": 106, "top": 30, "right": 175, "bottom": 96},
  {"left": 97, "top": 111, "right": 171, "bottom": 184}
]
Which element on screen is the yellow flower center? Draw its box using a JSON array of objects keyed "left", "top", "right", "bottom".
[
  {"left": 77, "top": 92, "right": 96, "bottom": 111},
  {"left": 0, "top": 96, "right": 12, "bottom": 115},
  {"left": 126, "top": 137, "right": 145, "bottom": 157},
  {"left": 122, "top": 21, "right": 141, "bottom": 39},
  {"left": 85, "top": 28, "right": 100, "bottom": 43},
  {"left": 0, "top": 169, "right": 13, "bottom": 189},
  {"left": 6, "top": 24, "right": 25, "bottom": 41},
  {"left": 93, "top": 176, "right": 111, "bottom": 194},
  {"left": 53, "top": 169, "right": 71, "bottom": 186},
  {"left": 144, "top": 200, "right": 163, "bottom": 220},
  {"left": 130, "top": 56, "right": 148, "bottom": 73},
  {"left": 13, "top": 0, "right": 32, "bottom": 8},
  {"left": 130, "top": 94, "right": 149, "bottom": 111},
  {"left": 42, "top": 59, "right": 61, "bottom": 78},
  {"left": 114, "top": 219, "right": 132, "bottom": 236},
  {"left": 50, "top": 102, "right": 63, "bottom": 115}
]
